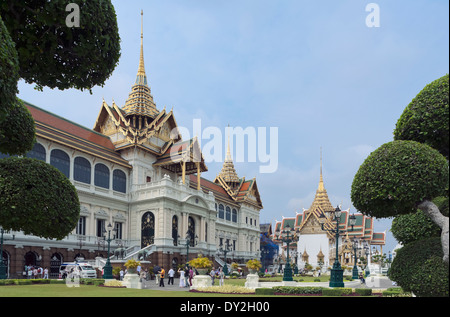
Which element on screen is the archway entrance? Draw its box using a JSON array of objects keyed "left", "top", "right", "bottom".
[
  {"left": 141, "top": 212, "right": 155, "bottom": 248},
  {"left": 50, "top": 253, "right": 63, "bottom": 278}
]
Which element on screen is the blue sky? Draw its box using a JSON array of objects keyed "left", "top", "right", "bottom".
[{"left": 18, "top": 0, "right": 449, "bottom": 254}]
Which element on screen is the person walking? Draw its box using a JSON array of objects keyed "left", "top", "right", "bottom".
[
  {"left": 210, "top": 267, "right": 215, "bottom": 286},
  {"left": 188, "top": 267, "right": 194, "bottom": 286},
  {"left": 139, "top": 269, "right": 146, "bottom": 282},
  {"left": 178, "top": 267, "right": 186, "bottom": 287},
  {"left": 219, "top": 268, "right": 225, "bottom": 286},
  {"left": 168, "top": 267, "right": 175, "bottom": 285},
  {"left": 159, "top": 267, "right": 165, "bottom": 287},
  {"left": 119, "top": 268, "right": 124, "bottom": 281},
  {"left": 43, "top": 267, "right": 49, "bottom": 279},
  {"left": 184, "top": 266, "right": 190, "bottom": 287}
]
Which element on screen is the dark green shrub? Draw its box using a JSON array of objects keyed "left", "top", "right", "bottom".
[
  {"left": 355, "top": 288, "right": 372, "bottom": 296},
  {"left": 272, "top": 286, "right": 324, "bottom": 295},
  {"left": 255, "top": 288, "right": 275, "bottom": 295},
  {"left": 322, "top": 288, "right": 343, "bottom": 296},
  {"left": 389, "top": 237, "right": 448, "bottom": 297}
]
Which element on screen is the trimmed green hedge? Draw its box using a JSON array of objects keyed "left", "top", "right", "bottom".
[
  {"left": 255, "top": 288, "right": 275, "bottom": 295},
  {"left": 355, "top": 288, "right": 372, "bottom": 296},
  {"left": 0, "top": 278, "right": 104, "bottom": 286},
  {"left": 322, "top": 288, "right": 353, "bottom": 296},
  {"left": 272, "top": 286, "right": 325, "bottom": 295}
]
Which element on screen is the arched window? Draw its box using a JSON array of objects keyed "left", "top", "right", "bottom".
[
  {"left": 113, "top": 169, "right": 127, "bottom": 193},
  {"left": 226, "top": 206, "right": 231, "bottom": 221},
  {"left": 218, "top": 204, "right": 224, "bottom": 219},
  {"left": 74, "top": 157, "right": 91, "bottom": 184},
  {"left": 141, "top": 212, "right": 155, "bottom": 248},
  {"left": 232, "top": 209, "right": 238, "bottom": 223},
  {"left": 26, "top": 143, "right": 46, "bottom": 161},
  {"left": 50, "top": 149, "right": 70, "bottom": 178},
  {"left": 94, "top": 163, "right": 110, "bottom": 189}
]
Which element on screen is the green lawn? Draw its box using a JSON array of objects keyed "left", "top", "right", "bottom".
[
  {"left": 0, "top": 283, "right": 261, "bottom": 297},
  {"left": 0, "top": 276, "right": 332, "bottom": 297}
]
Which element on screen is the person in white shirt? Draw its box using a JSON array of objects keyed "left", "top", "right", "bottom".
[{"left": 168, "top": 268, "right": 175, "bottom": 285}]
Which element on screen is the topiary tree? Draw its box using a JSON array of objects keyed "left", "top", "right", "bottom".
[
  {"left": 394, "top": 74, "right": 449, "bottom": 159},
  {"left": 391, "top": 196, "right": 448, "bottom": 246},
  {"left": 0, "top": 14, "right": 19, "bottom": 122},
  {"left": 0, "top": 157, "right": 80, "bottom": 240},
  {"left": 0, "top": 0, "right": 121, "bottom": 91},
  {"left": 351, "top": 140, "right": 449, "bottom": 264},
  {"left": 388, "top": 237, "right": 448, "bottom": 297},
  {"left": 0, "top": 98, "right": 35, "bottom": 155}
]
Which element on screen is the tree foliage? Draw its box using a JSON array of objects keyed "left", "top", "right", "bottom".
[
  {"left": 0, "top": 98, "right": 35, "bottom": 155},
  {"left": 389, "top": 237, "right": 449, "bottom": 297},
  {"left": 351, "top": 140, "right": 449, "bottom": 218},
  {"left": 0, "top": 0, "right": 121, "bottom": 91},
  {"left": 394, "top": 74, "right": 449, "bottom": 159},
  {"left": 391, "top": 196, "right": 448, "bottom": 245},
  {"left": 0, "top": 15, "right": 19, "bottom": 122},
  {"left": 0, "top": 157, "right": 80, "bottom": 240}
]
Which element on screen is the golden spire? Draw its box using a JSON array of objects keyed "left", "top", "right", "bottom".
[
  {"left": 137, "top": 9, "right": 146, "bottom": 80},
  {"left": 318, "top": 146, "right": 324, "bottom": 191},
  {"left": 123, "top": 10, "right": 158, "bottom": 119},
  {"left": 218, "top": 128, "right": 240, "bottom": 183},
  {"left": 308, "top": 148, "right": 334, "bottom": 213}
]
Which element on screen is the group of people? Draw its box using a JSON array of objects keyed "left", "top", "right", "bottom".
[
  {"left": 24, "top": 265, "right": 49, "bottom": 279},
  {"left": 116, "top": 264, "right": 226, "bottom": 288}
]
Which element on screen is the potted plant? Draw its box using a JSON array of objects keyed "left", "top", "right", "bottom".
[
  {"left": 188, "top": 256, "right": 212, "bottom": 275},
  {"left": 246, "top": 259, "right": 262, "bottom": 274},
  {"left": 124, "top": 259, "right": 140, "bottom": 274}
]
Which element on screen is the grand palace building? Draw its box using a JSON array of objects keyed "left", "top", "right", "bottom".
[{"left": 0, "top": 15, "right": 263, "bottom": 278}]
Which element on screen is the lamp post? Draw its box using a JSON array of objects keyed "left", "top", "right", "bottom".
[
  {"left": 280, "top": 223, "right": 295, "bottom": 282},
  {"left": 218, "top": 240, "right": 232, "bottom": 275},
  {"left": 319, "top": 206, "right": 344, "bottom": 288},
  {"left": 102, "top": 223, "right": 116, "bottom": 280},
  {"left": 0, "top": 228, "right": 15, "bottom": 280},
  {"left": 347, "top": 214, "right": 360, "bottom": 280},
  {"left": 364, "top": 241, "right": 370, "bottom": 277},
  {"left": 179, "top": 230, "right": 198, "bottom": 267}
]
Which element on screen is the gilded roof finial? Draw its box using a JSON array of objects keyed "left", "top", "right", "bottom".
[
  {"left": 318, "top": 147, "right": 324, "bottom": 191},
  {"left": 137, "top": 9, "right": 146, "bottom": 78}
]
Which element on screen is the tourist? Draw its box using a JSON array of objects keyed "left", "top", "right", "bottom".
[
  {"left": 178, "top": 267, "right": 186, "bottom": 287},
  {"left": 184, "top": 266, "right": 190, "bottom": 287},
  {"left": 219, "top": 268, "right": 225, "bottom": 286},
  {"left": 119, "top": 268, "right": 124, "bottom": 280},
  {"left": 159, "top": 267, "right": 165, "bottom": 287},
  {"left": 188, "top": 267, "right": 194, "bottom": 286},
  {"left": 168, "top": 267, "right": 175, "bottom": 285},
  {"left": 136, "top": 263, "right": 142, "bottom": 276},
  {"left": 139, "top": 268, "right": 146, "bottom": 282},
  {"left": 43, "top": 267, "right": 49, "bottom": 279},
  {"left": 210, "top": 267, "right": 215, "bottom": 285}
]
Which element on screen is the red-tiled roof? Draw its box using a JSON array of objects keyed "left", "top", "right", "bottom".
[{"left": 26, "top": 102, "right": 116, "bottom": 151}]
